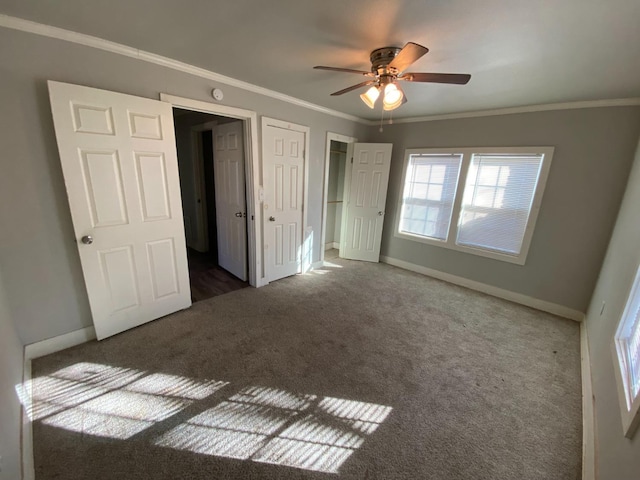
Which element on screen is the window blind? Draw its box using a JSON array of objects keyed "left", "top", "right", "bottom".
[
  {"left": 399, "top": 154, "right": 462, "bottom": 241},
  {"left": 626, "top": 300, "right": 640, "bottom": 401},
  {"left": 456, "top": 154, "right": 544, "bottom": 255}
]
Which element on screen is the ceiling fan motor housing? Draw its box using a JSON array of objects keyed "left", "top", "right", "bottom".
[{"left": 370, "top": 47, "right": 402, "bottom": 75}]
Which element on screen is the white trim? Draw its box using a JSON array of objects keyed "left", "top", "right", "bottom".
[
  {"left": 24, "top": 326, "right": 96, "bottom": 361},
  {"left": 0, "top": 14, "right": 363, "bottom": 124},
  {"left": 2, "top": 15, "right": 639, "bottom": 126},
  {"left": 394, "top": 147, "right": 554, "bottom": 265},
  {"left": 320, "top": 133, "right": 357, "bottom": 264},
  {"left": 581, "top": 323, "right": 596, "bottom": 480},
  {"left": 310, "top": 260, "right": 324, "bottom": 270},
  {"left": 261, "top": 116, "right": 311, "bottom": 278},
  {"left": 21, "top": 353, "right": 35, "bottom": 480},
  {"left": 611, "top": 264, "right": 640, "bottom": 438},
  {"left": 21, "top": 325, "right": 97, "bottom": 479},
  {"left": 325, "top": 242, "right": 340, "bottom": 250},
  {"left": 380, "top": 255, "right": 584, "bottom": 321},
  {"left": 381, "top": 98, "right": 640, "bottom": 124},
  {"left": 161, "top": 94, "right": 265, "bottom": 287}
]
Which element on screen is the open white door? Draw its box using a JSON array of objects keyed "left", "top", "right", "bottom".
[
  {"left": 212, "top": 121, "right": 248, "bottom": 280},
  {"left": 341, "top": 143, "right": 393, "bottom": 262},
  {"left": 48, "top": 81, "right": 191, "bottom": 340},
  {"left": 262, "top": 121, "right": 305, "bottom": 282}
]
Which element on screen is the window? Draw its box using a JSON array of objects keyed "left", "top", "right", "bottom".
[
  {"left": 396, "top": 147, "right": 554, "bottom": 264},
  {"left": 398, "top": 154, "right": 462, "bottom": 241},
  {"left": 613, "top": 265, "right": 640, "bottom": 438}
]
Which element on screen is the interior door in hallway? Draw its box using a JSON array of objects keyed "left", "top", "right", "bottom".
[
  {"left": 341, "top": 143, "right": 393, "bottom": 263},
  {"left": 212, "top": 121, "right": 248, "bottom": 281},
  {"left": 48, "top": 81, "right": 191, "bottom": 340},
  {"left": 262, "top": 122, "right": 305, "bottom": 282}
]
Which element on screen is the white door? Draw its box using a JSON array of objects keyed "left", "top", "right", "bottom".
[
  {"left": 48, "top": 81, "right": 191, "bottom": 340},
  {"left": 212, "top": 121, "right": 247, "bottom": 281},
  {"left": 341, "top": 143, "right": 393, "bottom": 262},
  {"left": 262, "top": 123, "right": 305, "bottom": 281}
]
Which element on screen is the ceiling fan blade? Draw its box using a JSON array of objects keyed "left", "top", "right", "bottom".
[
  {"left": 330, "top": 81, "right": 376, "bottom": 96},
  {"left": 314, "top": 66, "right": 375, "bottom": 76},
  {"left": 388, "top": 42, "right": 429, "bottom": 73},
  {"left": 399, "top": 72, "right": 471, "bottom": 85}
]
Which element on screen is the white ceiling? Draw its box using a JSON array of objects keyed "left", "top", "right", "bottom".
[{"left": 1, "top": 0, "right": 639, "bottom": 120}]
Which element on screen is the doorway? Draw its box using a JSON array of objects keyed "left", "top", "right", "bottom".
[
  {"left": 172, "top": 108, "right": 249, "bottom": 302},
  {"left": 321, "top": 133, "right": 357, "bottom": 264}
]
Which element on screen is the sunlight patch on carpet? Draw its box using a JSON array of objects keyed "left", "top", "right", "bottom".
[
  {"left": 18, "top": 362, "right": 393, "bottom": 474},
  {"left": 155, "top": 389, "right": 392, "bottom": 473}
]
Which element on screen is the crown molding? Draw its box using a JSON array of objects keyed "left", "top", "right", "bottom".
[
  {"left": 2, "top": 14, "right": 638, "bottom": 126},
  {"left": 371, "top": 98, "right": 640, "bottom": 125},
  {"left": 0, "top": 14, "right": 366, "bottom": 124}
]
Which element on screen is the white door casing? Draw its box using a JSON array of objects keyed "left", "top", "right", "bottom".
[
  {"left": 321, "top": 132, "right": 358, "bottom": 264},
  {"left": 160, "top": 94, "right": 262, "bottom": 287},
  {"left": 341, "top": 143, "right": 393, "bottom": 262},
  {"left": 48, "top": 81, "right": 191, "bottom": 340},
  {"left": 213, "top": 121, "right": 248, "bottom": 280},
  {"left": 262, "top": 120, "right": 306, "bottom": 282}
]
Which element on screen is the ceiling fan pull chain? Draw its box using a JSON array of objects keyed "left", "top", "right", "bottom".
[{"left": 379, "top": 107, "right": 384, "bottom": 132}]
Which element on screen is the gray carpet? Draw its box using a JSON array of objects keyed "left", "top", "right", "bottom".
[{"left": 30, "top": 257, "right": 582, "bottom": 479}]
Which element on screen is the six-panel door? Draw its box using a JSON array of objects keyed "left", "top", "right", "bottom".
[
  {"left": 213, "top": 120, "right": 248, "bottom": 281},
  {"left": 48, "top": 81, "right": 191, "bottom": 340},
  {"left": 262, "top": 124, "right": 305, "bottom": 281},
  {"left": 341, "top": 143, "right": 393, "bottom": 262}
]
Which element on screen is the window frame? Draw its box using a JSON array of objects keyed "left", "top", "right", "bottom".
[
  {"left": 612, "top": 264, "right": 640, "bottom": 438},
  {"left": 397, "top": 151, "right": 464, "bottom": 242},
  {"left": 394, "top": 147, "right": 554, "bottom": 265}
]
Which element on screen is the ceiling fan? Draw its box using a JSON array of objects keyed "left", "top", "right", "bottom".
[{"left": 314, "top": 42, "right": 471, "bottom": 111}]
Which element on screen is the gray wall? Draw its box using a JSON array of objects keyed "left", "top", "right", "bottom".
[
  {"left": 0, "top": 271, "right": 24, "bottom": 480},
  {"left": 584, "top": 135, "right": 640, "bottom": 480},
  {"left": 367, "top": 108, "right": 640, "bottom": 312},
  {"left": 0, "top": 26, "right": 366, "bottom": 344}
]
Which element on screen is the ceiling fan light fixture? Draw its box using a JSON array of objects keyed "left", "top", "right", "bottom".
[
  {"left": 315, "top": 41, "right": 471, "bottom": 113},
  {"left": 383, "top": 82, "right": 404, "bottom": 111},
  {"left": 360, "top": 86, "right": 380, "bottom": 108}
]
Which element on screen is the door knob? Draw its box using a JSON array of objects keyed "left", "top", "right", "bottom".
[
  {"left": 378, "top": 211, "right": 384, "bottom": 216},
  {"left": 269, "top": 216, "right": 276, "bottom": 222},
  {"left": 235, "top": 212, "right": 243, "bottom": 217},
  {"left": 81, "top": 235, "right": 93, "bottom": 245}
]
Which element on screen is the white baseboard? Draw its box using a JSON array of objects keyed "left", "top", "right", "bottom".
[
  {"left": 379, "top": 255, "right": 585, "bottom": 321},
  {"left": 20, "top": 326, "right": 96, "bottom": 479},
  {"left": 580, "top": 323, "right": 596, "bottom": 480},
  {"left": 21, "top": 353, "right": 34, "bottom": 480},
  {"left": 24, "top": 326, "right": 96, "bottom": 361},
  {"left": 324, "top": 242, "right": 339, "bottom": 251},
  {"left": 310, "top": 260, "right": 324, "bottom": 270}
]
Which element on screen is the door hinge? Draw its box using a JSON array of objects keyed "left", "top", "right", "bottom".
[{"left": 350, "top": 157, "right": 353, "bottom": 164}]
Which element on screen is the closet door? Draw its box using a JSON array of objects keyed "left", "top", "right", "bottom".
[{"left": 341, "top": 143, "right": 393, "bottom": 263}]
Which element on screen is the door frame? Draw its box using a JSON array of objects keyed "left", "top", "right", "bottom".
[
  {"left": 160, "top": 94, "right": 263, "bottom": 287},
  {"left": 261, "top": 116, "right": 311, "bottom": 277},
  {"left": 320, "top": 132, "right": 357, "bottom": 264}
]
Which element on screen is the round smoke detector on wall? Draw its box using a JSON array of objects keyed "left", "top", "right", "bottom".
[{"left": 211, "top": 88, "right": 224, "bottom": 101}]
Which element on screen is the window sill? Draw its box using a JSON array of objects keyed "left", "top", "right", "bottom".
[{"left": 394, "top": 230, "right": 528, "bottom": 265}]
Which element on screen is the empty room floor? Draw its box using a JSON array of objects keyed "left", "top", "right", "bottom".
[{"left": 26, "top": 257, "right": 582, "bottom": 479}]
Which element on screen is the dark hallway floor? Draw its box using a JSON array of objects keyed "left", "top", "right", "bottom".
[{"left": 187, "top": 248, "right": 248, "bottom": 302}]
